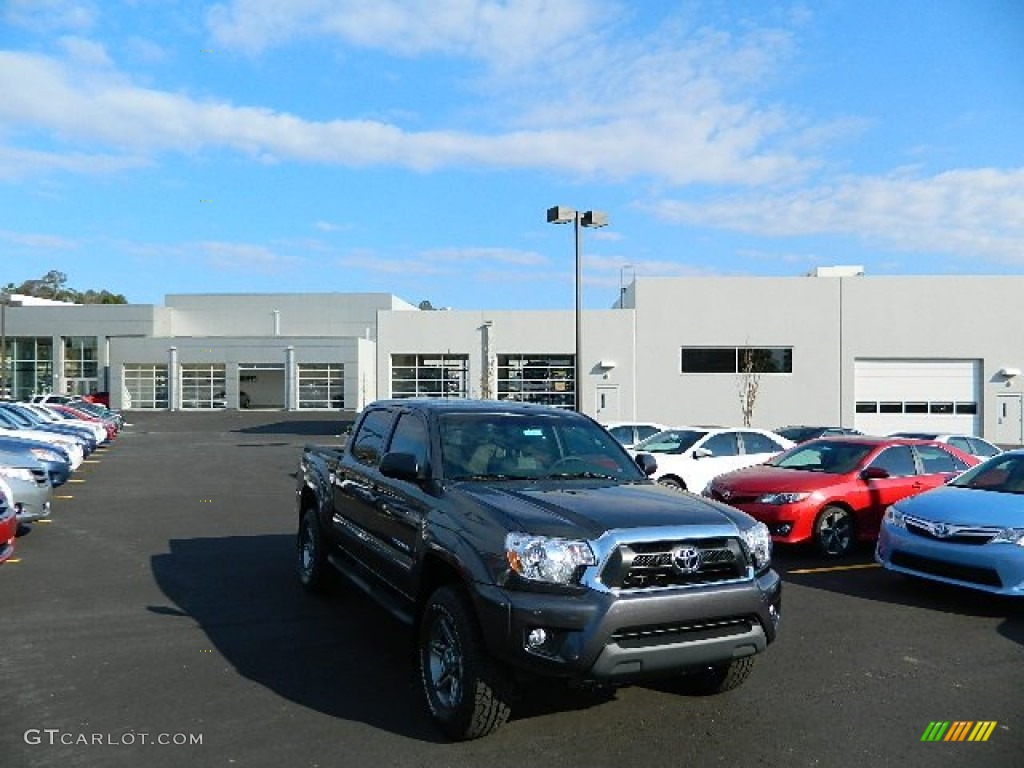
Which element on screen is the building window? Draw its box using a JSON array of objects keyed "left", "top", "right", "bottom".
[
  {"left": 180, "top": 364, "right": 226, "bottom": 409},
  {"left": 391, "top": 354, "right": 468, "bottom": 399},
  {"left": 64, "top": 336, "right": 99, "bottom": 394},
  {"left": 3, "top": 337, "right": 53, "bottom": 400},
  {"left": 681, "top": 347, "right": 793, "bottom": 374},
  {"left": 298, "top": 363, "right": 345, "bottom": 409},
  {"left": 497, "top": 354, "right": 575, "bottom": 409},
  {"left": 123, "top": 364, "right": 169, "bottom": 409},
  {"left": 855, "top": 402, "right": 878, "bottom": 413},
  {"left": 857, "top": 400, "right": 979, "bottom": 416}
]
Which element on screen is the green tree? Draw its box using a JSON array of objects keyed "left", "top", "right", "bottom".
[{"left": 4, "top": 272, "right": 127, "bottom": 304}]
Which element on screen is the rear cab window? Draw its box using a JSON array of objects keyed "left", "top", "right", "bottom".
[{"left": 350, "top": 408, "right": 394, "bottom": 468}]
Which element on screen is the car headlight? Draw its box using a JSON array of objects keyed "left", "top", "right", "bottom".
[
  {"left": 30, "top": 448, "right": 63, "bottom": 463},
  {"left": 505, "top": 533, "right": 596, "bottom": 585},
  {"left": 884, "top": 506, "right": 907, "bottom": 529},
  {"left": 757, "top": 492, "right": 810, "bottom": 505},
  {"left": 991, "top": 528, "right": 1024, "bottom": 546},
  {"left": 0, "top": 466, "right": 35, "bottom": 482},
  {"left": 739, "top": 522, "right": 772, "bottom": 571}
]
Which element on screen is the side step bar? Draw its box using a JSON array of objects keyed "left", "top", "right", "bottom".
[{"left": 327, "top": 552, "right": 415, "bottom": 626}]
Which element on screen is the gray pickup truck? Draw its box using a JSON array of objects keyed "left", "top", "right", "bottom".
[{"left": 295, "top": 398, "right": 781, "bottom": 739}]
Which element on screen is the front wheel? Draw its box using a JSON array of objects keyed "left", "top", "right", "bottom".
[
  {"left": 418, "top": 586, "right": 512, "bottom": 740},
  {"left": 677, "top": 656, "right": 756, "bottom": 695},
  {"left": 815, "top": 505, "right": 855, "bottom": 557}
]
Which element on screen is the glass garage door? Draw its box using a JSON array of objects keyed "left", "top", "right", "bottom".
[
  {"left": 297, "top": 363, "right": 344, "bottom": 409},
  {"left": 180, "top": 364, "right": 227, "bottom": 409},
  {"left": 123, "top": 364, "right": 169, "bottom": 409}
]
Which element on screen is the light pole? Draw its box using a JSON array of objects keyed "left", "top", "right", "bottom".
[
  {"left": 619, "top": 263, "right": 634, "bottom": 308},
  {"left": 0, "top": 292, "right": 13, "bottom": 400},
  {"left": 546, "top": 206, "right": 609, "bottom": 412}
]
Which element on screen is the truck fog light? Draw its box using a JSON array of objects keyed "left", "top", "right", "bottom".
[
  {"left": 769, "top": 604, "right": 780, "bottom": 628},
  {"left": 526, "top": 628, "right": 548, "bottom": 649}
]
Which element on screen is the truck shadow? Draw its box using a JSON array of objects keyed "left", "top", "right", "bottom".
[
  {"left": 149, "top": 534, "right": 617, "bottom": 740},
  {"left": 149, "top": 534, "right": 446, "bottom": 743}
]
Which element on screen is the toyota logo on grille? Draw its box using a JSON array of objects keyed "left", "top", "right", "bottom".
[
  {"left": 930, "top": 522, "right": 952, "bottom": 538},
  {"left": 672, "top": 546, "right": 702, "bottom": 573}
]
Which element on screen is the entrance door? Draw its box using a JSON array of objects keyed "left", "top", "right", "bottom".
[
  {"left": 595, "top": 385, "right": 620, "bottom": 422},
  {"left": 995, "top": 394, "right": 1023, "bottom": 445}
]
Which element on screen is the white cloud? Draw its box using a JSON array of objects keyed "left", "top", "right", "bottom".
[
  {"left": 0, "top": 143, "right": 149, "bottom": 181},
  {"left": 419, "top": 247, "right": 545, "bottom": 266},
  {"left": 4, "top": 0, "right": 97, "bottom": 32},
  {"left": 205, "top": 0, "right": 599, "bottom": 68},
  {"left": 198, "top": 241, "right": 299, "bottom": 272},
  {"left": 0, "top": 229, "right": 79, "bottom": 250},
  {"left": 649, "top": 168, "right": 1024, "bottom": 263}
]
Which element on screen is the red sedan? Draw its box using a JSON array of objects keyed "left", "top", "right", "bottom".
[
  {"left": 0, "top": 482, "right": 17, "bottom": 564},
  {"left": 705, "top": 437, "right": 978, "bottom": 556}
]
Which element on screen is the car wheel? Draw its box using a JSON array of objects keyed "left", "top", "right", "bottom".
[
  {"left": 418, "top": 586, "right": 512, "bottom": 740},
  {"left": 677, "top": 656, "right": 756, "bottom": 695},
  {"left": 297, "top": 509, "right": 332, "bottom": 593},
  {"left": 814, "top": 504, "right": 854, "bottom": 557},
  {"left": 657, "top": 476, "right": 686, "bottom": 491}
]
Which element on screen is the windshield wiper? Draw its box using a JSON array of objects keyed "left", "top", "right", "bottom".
[{"left": 548, "top": 471, "right": 617, "bottom": 480}]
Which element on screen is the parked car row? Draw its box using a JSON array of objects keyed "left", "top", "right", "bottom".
[
  {"left": 0, "top": 397, "right": 124, "bottom": 565},
  {"left": 603, "top": 419, "right": 1020, "bottom": 597}
]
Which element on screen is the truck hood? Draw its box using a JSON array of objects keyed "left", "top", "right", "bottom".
[{"left": 452, "top": 480, "right": 751, "bottom": 540}]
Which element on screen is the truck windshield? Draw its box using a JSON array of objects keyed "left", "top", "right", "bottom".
[{"left": 439, "top": 413, "right": 644, "bottom": 481}]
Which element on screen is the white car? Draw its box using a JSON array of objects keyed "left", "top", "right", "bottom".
[
  {"left": 631, "top": 426, "right": 794, "bottom": 494},
  {"left": 602, "top": 421, "right": 670, "bottom": 449},
  {"left": 888, "top": 432, "right": 1002, "bottom": 460}
]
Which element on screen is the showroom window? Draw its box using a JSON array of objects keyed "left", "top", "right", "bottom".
[
  {"left": 2, "top": 337, "right": 53, "bottom": 401},
  {"left": 123, "top": 364, "right": 169, "bottom": 409},
  {"left": 297, "top": 363, "right": 344, "bottom": 409},
  {"left": 391, "top": 354, "right": 468, "bottom": 399},
  {"left": 64, "top": 335, "right": 99, "bottom": 394},
  {"left": 680, "top": 347, "right": 793, "bottom": 374},
  {"left": 497, "top": 354, "right": 575, "bottom": 409}
]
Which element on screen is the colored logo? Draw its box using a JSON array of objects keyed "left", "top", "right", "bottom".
[{"left": 921, "top": 721, "right": 997, "bottom": 742}]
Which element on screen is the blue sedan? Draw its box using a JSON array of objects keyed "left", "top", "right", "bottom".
[{"left": 876, "top": 449, "right": 1024, "bottom": 596}]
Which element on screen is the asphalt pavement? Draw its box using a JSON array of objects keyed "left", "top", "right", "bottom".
[{"left": 2, "top": 410, "right": 1022, "bottom": 768}]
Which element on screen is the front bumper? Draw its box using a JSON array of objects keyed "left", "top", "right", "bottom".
[
  {"left": 473, "top": 569, "right": 781, "bottom": 682},
  {"left": 877, "top": 523, "right": 1024, "bottom": 596}
]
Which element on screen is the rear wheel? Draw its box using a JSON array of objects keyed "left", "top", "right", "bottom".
[
  {"left": 677, "top": 656, "right": 756, "bottom": 695},
  {"left": 297, "top": 509, "right": 332, "bottom": 592},
  {"left": 814, "top": 505, "right": 855, "bottom": 557},
  {"left": 418, "top": 586, "right": 512, "bottom": 740}
]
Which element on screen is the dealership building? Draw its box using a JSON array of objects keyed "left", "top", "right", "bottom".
[{"left": 2, "top": 268, "right": 1023, "bottom": 444}]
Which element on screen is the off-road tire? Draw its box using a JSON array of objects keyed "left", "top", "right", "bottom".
[
  {"left": 418, "top": 586, "right": 512, "bottom": 740},
  {"left": 678, "top": 655, "right": 756, "bottom": 695}
]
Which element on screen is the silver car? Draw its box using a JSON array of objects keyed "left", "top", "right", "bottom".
[{"left": 0, "top": 466, "right": 52, "bottom": 524}]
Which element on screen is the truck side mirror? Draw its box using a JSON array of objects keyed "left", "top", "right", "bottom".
[
  {"left": 634, "top": 452, "right": 658, "bottom": 476},
  {"left": 379, "top": 451, "right": 428, "bottom": 482}
]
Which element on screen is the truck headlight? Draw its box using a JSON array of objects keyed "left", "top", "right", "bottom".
[
  {"left": 991, "top": 528, "right": 1024, "bottom": 546},
  {"left": 739, "top": 522, "right": 772, "bottom": 571},
  {"left": 757, "top": 492, "right": 809, "bottom": 505},
  {"left": 505, "top": 533, "right": 595, "bottom": 585}
]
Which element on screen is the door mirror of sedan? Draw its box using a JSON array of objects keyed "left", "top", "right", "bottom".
[
  {"left": 861, "top": 466, "right": 890, "bottom": 480},
  {"left": 379, "top": 451, "right": 428, "bottom": 483},
  {"left": 692, "top": 447, "right": 713, "bottom": 459},
  {"left": 634, "top": 452, "right": 658, "bottom": 477}
]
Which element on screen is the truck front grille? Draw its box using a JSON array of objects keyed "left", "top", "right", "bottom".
[{"left": 600, "top": 537, "right": 748, "bottom": 590}]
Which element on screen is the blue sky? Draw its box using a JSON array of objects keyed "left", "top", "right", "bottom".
[{"left": 2, "top": 0, "right": 1023, "bottom": 309}]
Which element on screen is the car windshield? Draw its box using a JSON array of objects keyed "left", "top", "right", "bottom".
[
  {"left": 775, "top": 427, "right": 822, "bottom": 442},
  {"left": 767, "top": 440, "right": 876, "bottom": 474},
  {"left": 890, "top": 432, "right": 937, "bottom": 440},
  {"left": 633, "top": 429, "right": 707, "bottom": 454},
  {"left": 440, "top": 412, "right": 644, "bottom": 482},
  {"left": 949, "top": 454, "right": 1024, "bottom": 494}
]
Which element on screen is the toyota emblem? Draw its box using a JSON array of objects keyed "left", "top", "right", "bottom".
[
  {"left": 672, "top": 546, "right": 702, "bottom": 573},
  {"left": 931, "top": 522, "right": 952, "bottom": 538}
]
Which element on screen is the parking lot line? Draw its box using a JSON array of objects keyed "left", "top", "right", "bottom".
[
  {"left": 54, "top": 495, "right": 74, "bottom": 499},
  {"left": 786, "top": 563, "right": 881, "bottom": 574},
  {"left": 68, "top": 479, "right": 86, "bottom": 483}
]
